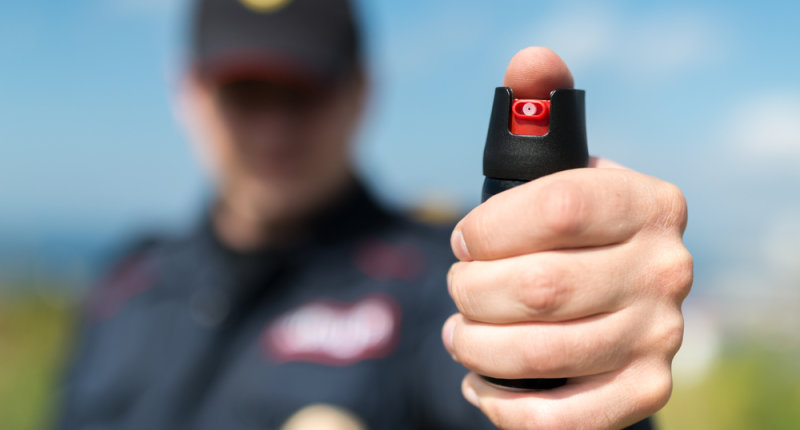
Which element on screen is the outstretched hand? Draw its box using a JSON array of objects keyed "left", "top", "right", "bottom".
[{"left": 442, "top": 47, "right": 692, "bottom": 430}]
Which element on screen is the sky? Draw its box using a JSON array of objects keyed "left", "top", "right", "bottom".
[{"left": 1, "top": 0, "right": 799, "bottom": 332}]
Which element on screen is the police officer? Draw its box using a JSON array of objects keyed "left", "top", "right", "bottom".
[{"left": 58, "top": 0, "right": 691, "bottom": 429}]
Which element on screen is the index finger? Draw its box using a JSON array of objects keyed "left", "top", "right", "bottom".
[{"left": 452, "top": 167, "right": 681, "bottom": 261}]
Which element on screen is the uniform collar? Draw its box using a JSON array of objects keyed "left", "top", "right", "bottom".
[{"left": 197, "top": 179, "right": 390, "bottom": 262}]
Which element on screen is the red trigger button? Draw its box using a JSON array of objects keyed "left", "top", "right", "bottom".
[{"left": 510, "top": 99, "right": 550, "bottom": 136}]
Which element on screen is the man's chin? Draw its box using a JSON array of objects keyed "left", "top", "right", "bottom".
[{"left": 247, "top": 181, "right": 333, "bottom": 222}]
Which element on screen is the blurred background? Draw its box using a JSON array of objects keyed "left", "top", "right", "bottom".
[{"left": 1, "top": 0, "right": 798, "bottom": 428}]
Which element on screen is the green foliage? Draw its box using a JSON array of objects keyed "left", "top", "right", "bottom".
[
  {"left": 0, "top": 295, "right": 75, "bottom": 430},
  {"left": 659, "top": 340, "right": 800, "bottom": 429}
]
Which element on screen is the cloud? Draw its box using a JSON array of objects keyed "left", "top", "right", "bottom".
[
  {"left": 672, "top": 301, "right": 722, "bottom": 385},
  {"left": 523, "top": 4, "right": 728, "bottom": 81},
  {"left": 523, "top": 5, "right": 619, "bottom": 72},
  {"left": 631, "top": 15, "right": 725, "bottom": 76},
  {"left": 723, "top": 92, "right": 800, "bottom": 163},
  {"left": 368, "top": 2, "right": 497, "bottom": 79},
  {"left": 701, "top": 210, "right": 800, "bottom": 342},
  {"left": 761, "top": 210, "right": 800, "bottom": 275}
]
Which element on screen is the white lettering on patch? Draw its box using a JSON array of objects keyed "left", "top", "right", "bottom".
[{"left": 263, "top": 295, "right": 401, "bottom": 365}]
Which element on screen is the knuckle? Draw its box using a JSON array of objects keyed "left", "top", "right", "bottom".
[
  {"left": 516, "top": 262, "right": 565, "bottom": 316},
  {"left": 538, "top": 180, "right": 587, "bottom": 236},
  {"left": 674, "top": 249, "right": 694, "bottom": 299},
  {"left": 654, "top": 181, "right": 688, "bottom": 231},
  {"left": 654, "top": 247, "right": 694, "bottom": 299},
  {"left": 653, "top": 310, "right": 685, "bottom": 358},
  {"left": 637, "top": 366, "right": 673, "bottom": 415}
]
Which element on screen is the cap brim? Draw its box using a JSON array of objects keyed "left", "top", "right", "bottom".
[{"left": 195, "top": 49, "right": 336, "bottom": 90}]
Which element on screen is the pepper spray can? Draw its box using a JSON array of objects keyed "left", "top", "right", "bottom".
[{"left": 480, "top": 87, "right": 589, "bottom": 390}]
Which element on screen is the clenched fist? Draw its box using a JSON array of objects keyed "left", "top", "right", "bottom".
[{"left": 442, "top": 47, "right": 692, "bottom": 430}]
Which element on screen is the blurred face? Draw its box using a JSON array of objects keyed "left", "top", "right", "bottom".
[{"left": 182, "top": 70, "right": 366, "bottom": 227}]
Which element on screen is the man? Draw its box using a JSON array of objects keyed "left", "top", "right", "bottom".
[{"left": 58, "top": 0, "right": 691, "bottom": 429}]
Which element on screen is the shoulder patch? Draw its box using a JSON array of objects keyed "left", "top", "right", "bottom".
[{"left": 86, "top": 239, "right": 159, "bottom": 321}]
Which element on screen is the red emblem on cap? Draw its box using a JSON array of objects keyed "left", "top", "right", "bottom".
[{"left": 262, "top": 295, "right": 401, "bottom": 366}]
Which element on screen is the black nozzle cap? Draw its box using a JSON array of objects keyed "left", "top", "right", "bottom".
[{"left": 483, "top": 87, "right": 589, "bottom": 181}]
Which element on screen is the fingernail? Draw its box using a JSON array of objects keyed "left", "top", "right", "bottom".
[
  {"left": 442, "top": 318, "right": 456, "bottom": 358},
  {"left": 446, "top": 265, "right": 455, "bottom": 298},
  {"left": 464, "top": 386, "right": 480, "bottom": 408},
  {"left": 451, "top": 229, "right": 471, "bottom": 261}
]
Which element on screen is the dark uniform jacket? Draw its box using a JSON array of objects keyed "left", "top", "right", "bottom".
[{"left": 57, "top": 184, "right": 652, "bottom": 430}]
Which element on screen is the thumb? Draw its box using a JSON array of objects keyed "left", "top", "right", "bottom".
[{"left": 503, "top": 47, "right": 574, "bottom": 99}]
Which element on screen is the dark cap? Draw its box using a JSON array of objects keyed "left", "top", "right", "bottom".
[{"left": 190, "top": 0, "right": 362, "bottom": 86}]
